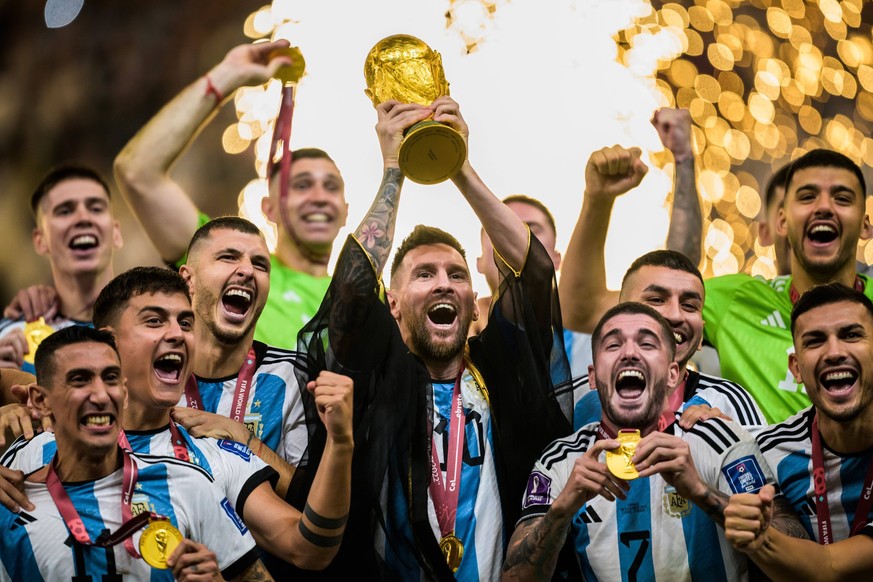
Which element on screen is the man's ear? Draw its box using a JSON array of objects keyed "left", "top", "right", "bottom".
[
  {"left": 588, "top": 364, "right": 597, "bottom": 391},
  {"left": 33, "top": 227, "right": 49, "bottom": 257},
  {"left": 179, "top": 264, "right": 194, "bottom": 294},
  {"left": 261, "top": 196, "right": 277, "bottom": 223},
  {"left": 386, "top": 289, "right": 401, "bottom": 321},
  {"left": 111, "top": 220, "right": 124, "bottom": 250},
  {"left": 667, "top": 361, "right": 681, "bottom": 390},
  {"left": 775, "top": 207, "right": 788, "bottom": 238},
  {"left": 788, "top": 350, "right": 803, "bottom": 384},
  {"left": 30, "top": 384, "right": 52, "bottom": 419}
]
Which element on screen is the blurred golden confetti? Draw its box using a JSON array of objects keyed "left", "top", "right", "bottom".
[{"left": 615, "top": 0, "right": 873, "bottom": 276}]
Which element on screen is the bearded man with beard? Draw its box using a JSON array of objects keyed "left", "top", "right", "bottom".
[
  {"left": 292, "top": 96, "right": 572, "bottom": 581},
  {"left": 502, "top": 303, "right": 804, "bottom": 581}
]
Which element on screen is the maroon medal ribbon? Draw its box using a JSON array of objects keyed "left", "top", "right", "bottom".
[
  {"left": 429, "top": 369, "right": 467, "bottom": 540},
  {"left": 810, "top": 414, "right": 873, "bottom": 544},
  {"left": 46, "top": 447, "right": 148, "bottom": 557},
  {"left": 184, "top": 346, "right": 257, "bottom": 424},
  {"left": 117, "top": 421, "right": 190, "bottom": 463},
  {"left": 790, "top": 276, "right": 865, "bottom": 305}
]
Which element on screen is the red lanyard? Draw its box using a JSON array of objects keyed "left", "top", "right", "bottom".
[
  {"left": 790, "top": 276, "right": 865, "bottom": 305},
  {"left": 429, "top": 370, "right": 467, "bottom": 539},
  {"left": 184, "top": 346, "right": 257, "bottom": 423},
  {"left": 46, "top": 447, "right": 149, "bottom": 558},
  {"left": 117, "top": 420, "right": 190, "bottom": 462},
  {"left": 810, "top": 415, "right": 873, "bottom": 544}
]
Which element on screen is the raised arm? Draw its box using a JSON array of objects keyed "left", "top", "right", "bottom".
[
  {"left": 352, "top": 101, "right": 431, "bottom": 274},
  {"left": 239, "top": 371, "right": 353, "bottom": 570},
  {"left": 654, "top": 108, "right": 702, "bottom": 265},
  {"left": 558, "top": 146, "right": 648, "bottom": 332},
  {"left": 428, "top": 98, "right": 527, "bottom": 271},
  {"left": 114, "top": 40, "right": 293, "bottom": 263}
]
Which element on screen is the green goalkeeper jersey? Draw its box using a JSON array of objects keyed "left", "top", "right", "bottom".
[{"left": 703, "top": 272, "right": 873, "bottom": 424}]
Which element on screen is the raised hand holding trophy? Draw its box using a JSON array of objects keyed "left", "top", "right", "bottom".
[{"left": 365, "top": 35, "right": 467, "bottom": 185}]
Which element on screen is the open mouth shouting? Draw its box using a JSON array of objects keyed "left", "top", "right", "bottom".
[
  {"left": 153, "top": 352, "right": 185, "bottom": 385},
  {"left": 615, "top": 368, "right": 647, "bottom": 402},
  {"left": 68, "top": 233, "right": 100, "bottom": 254},
  {"left": 806, "top": 221, "right": 840, "bottom": 250},
  {"left": 427, "top": 303, "right": 458, "bottom": 328},
  {"left": 221, "top": 287, "right": 254, "bottom": 322},
  {"left": 818, "top": 367, "right": 858, "bottom": 401}
]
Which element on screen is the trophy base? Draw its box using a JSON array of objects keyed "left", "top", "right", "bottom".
[{"left": 399, "top": 120, "right": 467, "bottom": 185}]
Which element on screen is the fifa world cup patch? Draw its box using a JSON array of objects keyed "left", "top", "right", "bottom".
[
  {"left": 722, "top": 455, "right": 767, "bottom": 494},
  {"left": 217, "top": 439, "right": 253, "bottom": 461},
  {"left": 522, "top": 471, "right": 552, "bottom": 510},
  {"left": 221, "top": 498, "right": 249, "bottom": 535}
]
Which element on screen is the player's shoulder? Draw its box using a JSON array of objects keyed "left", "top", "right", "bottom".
[
  {"left": 537, "top": 423, "right": 599, "bottom": 471},
  {"left": 756, "top": 407, "right": 814, "bottom": 454},
  {"left": 254, "top": 340, "right": 307, "bottom": 368},
  {"left": 676, "top": 414, "right": 747, "bottom": 455},
  {"left": 1, "top": 431, "right": 56, "bottom": 469},
  {"left": 131, "top": 450, "right": 215, "bottom": 483}
]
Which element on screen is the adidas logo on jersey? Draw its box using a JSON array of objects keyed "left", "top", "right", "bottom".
[
  {"left": 578, "top": 506, "right": 603, "bottom": 524},
  {"left": 760, "top": 310, "right": 787, "bottom": 329}
]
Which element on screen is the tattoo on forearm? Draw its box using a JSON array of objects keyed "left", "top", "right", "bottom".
[
  {"left": 771, "top": 497, "right": 810, "bottom": 540},
  {"left": 236, "top": 560, "right": 272, "bottom": 582},
  {"left": 355, "top": 167, "right": 403, "bottom": 272},
  {"left": 298, "top": 520, "right": 344, "bottom": 548},
  {"left": 502, "top": 513, "right": 571, "bottom": 579},
  {"left": 698, "top": 487, "right": 730, "bottom": 524},
  {"left": 303, "top": 504, "right": 348, "bottom": 529},
  {"left": 665, "top": 158, "right": 702, "bottom": 266}
]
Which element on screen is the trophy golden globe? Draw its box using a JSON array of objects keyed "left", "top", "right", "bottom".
[{"left": 364, "top": 35, "right": 467, "bottom": 185}]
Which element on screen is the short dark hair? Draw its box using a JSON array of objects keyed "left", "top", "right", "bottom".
[
  {"left": 591, "top": 302, "right": 676, "bottom": 362},
  {"left": 31, "top": 164, "right": 111, "bottom": 217},
  {"left": 390, "top": 225, "right": 467, "bottom": 281},
  {"left": 791, "top": 282, "right": 873, "bottom": 337},
  {"left": 34, "top": 326, "right": 119, "bottom": 387},
  {"left": 621, "top": 250, "right": 704, "bottom": 292},
  {"left": 784, "top": 149, "right": 867, "bottom": 199},
  {"left": 502, "top": 194, "right": 557, "bottom": 237},
  {"left": 269, "top": 148, "right": 337, "bottom": 180},
  {"left": 186, "top": 216, "right": 265, "bottom": 259},
  {"left": 764, "top": 163, "right": 791, "bottom": 211},
  {"left": 93, "top": 267, "right": 191, "bottom": 328}
]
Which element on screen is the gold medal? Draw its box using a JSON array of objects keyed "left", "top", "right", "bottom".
[
  {"left": 139, "top": 520, "right": 183, "bottom": 569},
  {"left": 605, "top": 429, "right": 641, "bottom": 481},
  {"left": 23, "top": 317, "right": 55, "bottom": 365},
  {"left": 439, "top": 533, "right": 464, "bottom": 573}
]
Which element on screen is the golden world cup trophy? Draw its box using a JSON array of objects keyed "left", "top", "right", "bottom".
[{"left": 364, "top": 35, "right": 467, "bottom": 185}]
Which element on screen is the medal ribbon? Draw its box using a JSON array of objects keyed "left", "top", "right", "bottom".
[
  {"left": 810, "top": 414, "right": 873, "bottom": 544},
  {"left": 429, "top": 368, "right": 467, "bottom": 541},
  {"left": 46, "top": 447, "right": 146, "bottom": 557},
  {"left": 184, "top": 346, "right": 257, "bottom": 424},
  {"left": 117, "top": 421, "right": 190, "bottom": 462},
  {"left": 790, "top": 276, "right": 865, "bottom": 305}
]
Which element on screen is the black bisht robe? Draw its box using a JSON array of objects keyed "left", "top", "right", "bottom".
[{"left": 288, "top": 232, "right": 574, "bottom": 580}]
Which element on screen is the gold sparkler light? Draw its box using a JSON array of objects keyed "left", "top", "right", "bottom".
[{"left": 617, "top": 0, "right": 873, "bottom": 278}]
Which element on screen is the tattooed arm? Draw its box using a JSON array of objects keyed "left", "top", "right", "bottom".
[
  {"left": 353, "top": 100, "right": 432, "bottom": 274},
  {"left": 502, "top": 512, "right": 574, "bottom": 581}
]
